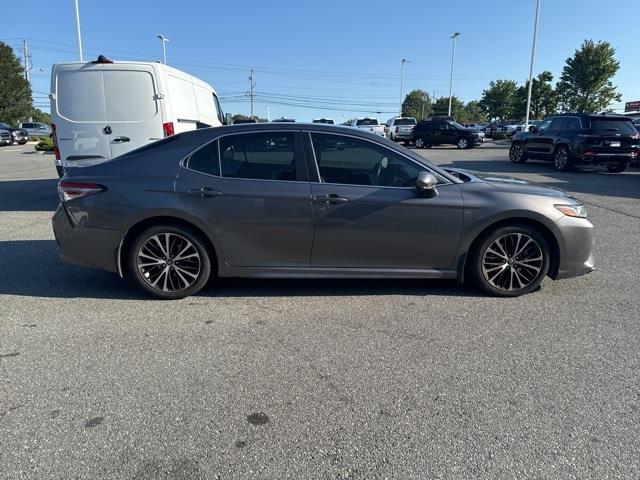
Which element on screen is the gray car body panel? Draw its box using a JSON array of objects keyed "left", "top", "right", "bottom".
[{"left": 52, "top": 123, "right": 595, "bottom": 283}]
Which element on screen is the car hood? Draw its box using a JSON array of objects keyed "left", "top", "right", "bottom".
[{"left": 445, "top": 168, "right": 578, "bottom": 200}]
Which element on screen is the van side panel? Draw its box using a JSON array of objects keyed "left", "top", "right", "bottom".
[{"left": 166, "top": 74, "right": 200, "bottom": 134}]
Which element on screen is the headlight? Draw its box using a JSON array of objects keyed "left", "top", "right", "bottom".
[{"left": 555, "top": 204, "right": 587, "bottom": 218}]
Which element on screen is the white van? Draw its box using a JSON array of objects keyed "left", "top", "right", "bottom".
[{"left": 50, "top": 56, "right": 224, "bottom": 174}]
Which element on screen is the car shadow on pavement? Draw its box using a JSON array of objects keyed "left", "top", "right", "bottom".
[
  {"left": 446, "top": 159, "right": 640, "bottom": 200},
  {"left": 0, "top": 240, "right": 478, "bottom": 300},
  {"left": 0, "top": 179, "right": 60, "bottom": 211}
]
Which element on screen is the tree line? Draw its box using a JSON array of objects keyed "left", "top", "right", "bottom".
[{"left": 401, "top": 39, "right": 622, "bottom": 123}]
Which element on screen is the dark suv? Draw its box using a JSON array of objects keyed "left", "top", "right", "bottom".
[
  {"left": 0, "top": 122, "right": 28, "bottom": 145},
  {"left": 410, "top": 120, "right": 481, "bottom": 149},
  {"left": 509, "top": 114, "right": 639, "bottom": 173}
]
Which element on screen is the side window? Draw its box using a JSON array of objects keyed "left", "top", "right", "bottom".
[
  {"left": 537, "top": 119, "right": 552, "bottom": 131},
  {"left": 547, "top": 117, "right": 563, "bottom": 131},
  {"left": 565, "top": 117, "right": 582, "bottom": 131},
  {"left": 310, "top": 133, "right": 422, "bottom": 188},
  {"left": 220, "top": 132, "right": 297, "bottom": 181},
  {"left": 188, "top": 140, "right": 220, "bottom": 176}
]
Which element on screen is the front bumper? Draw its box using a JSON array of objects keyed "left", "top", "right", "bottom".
[
  {"left": 52, "top": 204, "right": 123, "bottom": 274},
  {"left": 553, "top": 215, "right": 596, "bottom": 280}
]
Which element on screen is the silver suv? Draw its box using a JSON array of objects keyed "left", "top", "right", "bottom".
[{"left": 385, "top": 117, "right": 417, "bottom": 144}]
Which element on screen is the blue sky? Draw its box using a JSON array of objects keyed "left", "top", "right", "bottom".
[{"left": 3, "top": 0, "right": 639, "bottom": 122}]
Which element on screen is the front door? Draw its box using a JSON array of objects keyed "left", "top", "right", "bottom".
[
  {"left": 306, "top": 132, "right": 463, "bottom": 270},
  {"left": 526, "top": 117, "right": 559, "bottom": 157},
  {"left": 102, "top": 64, "right": 163, "bottom": 158},
  {"left": 175, "top": 130, "right": 314, "bottom": 268}
]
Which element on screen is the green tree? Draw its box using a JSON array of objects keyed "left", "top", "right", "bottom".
[
  {"left": 464, "top": 100, "right": 486, "bottom": 123},
  {"left": 513, "top": 71, "right": 558, "bottom": 120},
  {"left": 401, "top": 89, "right": 431, "bottom": 120},
  {"left": 480, "top": 79, "right": 518, "bottom": 121},
  {"left": 28, "top": 108, "right": 51, "bottom": 124},
  {"left": 556, "top": 40, "right": 621, "bottom": 113},
  {"left": 432, "top": 96, "right": 466, "bottom": 122},
  {"left": 0, "top": 42, "right": 32, "bottom": 125}
]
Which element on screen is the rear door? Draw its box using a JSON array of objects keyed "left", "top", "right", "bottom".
[
  {"left": 102, "top": 64, "right": 163, "bottom": 158},
  {"left": 53, "top": 64, "right": 111, "bottom": 165}
]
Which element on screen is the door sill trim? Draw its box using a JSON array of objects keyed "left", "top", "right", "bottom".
[{"left": 219, "top": 266, "right": 457, "bottom": 280}]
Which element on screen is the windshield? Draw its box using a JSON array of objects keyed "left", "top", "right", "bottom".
[
  {"left": 590, "top": 119, "right": 636, "bottom": 134},
  {"left": 356, "top": 118, "right": 379, "bottom": 126},
  {"left": 395, "top": 118, "right": 416, "bottom": 126},
  {"left": 0, "top": 123, "right": 11, "bottom": 129}
]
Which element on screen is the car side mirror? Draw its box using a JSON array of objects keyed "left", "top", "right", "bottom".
[
  {"left": 416, "top": 172, "right": 438, "bottom": 196},
  {"left": 529, "top": 125, "right": 538, "bottom": 133}
]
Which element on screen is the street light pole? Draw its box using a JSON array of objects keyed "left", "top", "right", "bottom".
[
  {"left": 524, "top": 0, "right": 541, "bottom": 131},
  {"left": 74, "top": 0, "right": 83, "bottom": 61},
  {"left": 448, "top": 32, "right": 460, "bottom": 117},
  {"left": 400, "top": 58, "right": 410, "bottom": 116},
  {"left": 157, "top": 35, "right": 170, "bottom": 65}
]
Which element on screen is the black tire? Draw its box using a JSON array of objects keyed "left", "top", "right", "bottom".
[
  {"left": 469, "top": 225, "right": 550, "bottom": 297},
  {"left": 56, "top": 166, "right": 64, "bottom": 178},
  {"left": 553, "top": 145, "right": 572, "bottom": 171},
  {"left": 414, "top": 137, "right": 425, "bottom": 149},
  {"left": 403, "top": 140, "right": 410, "bottom": 146},
  {"left": 18, "top": 141, "right": 27, "bottom": 145},
  {"left": 606, "top": 162, "right": 629, "bottom": 173},
  {"left": 128, "top": 224, "right": 212, "bottom": 300},
  {"left": 509, "top": 142, "right": 528, "bottom": 163},
  {"left": 457, "top": 138, "right": 469, "bottom": 149}
]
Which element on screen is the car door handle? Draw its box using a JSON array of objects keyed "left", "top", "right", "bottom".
[
  {"left": 112, "top": 136, "right": 130, "bottom": 143},
  {"left": 187, "top": 187, "right": 224, "bottom": 198},
  {"left": 313, "top": 194, "right": 349, "bottom": 205}
]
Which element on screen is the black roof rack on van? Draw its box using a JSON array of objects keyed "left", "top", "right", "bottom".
[{"left": 91, "top": 55, "right": 113, "bottom": 64}]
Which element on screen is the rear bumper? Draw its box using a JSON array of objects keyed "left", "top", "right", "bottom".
[
  {"left": 576, "top": 151, "right": 637, "bottom": 166},
  {"left": 52, "top": 204, "right": 122, "bottom": 273},
  {"left": 553, "top": 215, "right": 596, "bottom": 280}
]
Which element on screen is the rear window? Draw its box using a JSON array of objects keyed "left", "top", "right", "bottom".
[
  {"left": 188, "top": 140, "right": 220, "bottom": 176},
  {"left": 356, "top": 118, "right": 379, "bottom": 126},
  {"left": 57, "top": 70, "right": 106, "bottom": 122},
  {"left": 590, "top": 119, "right": 636, "bottom": 134},
  {"left": 103, "top": 70, "right": 158, "bottom": 122},
  {"left": 394, "top": 118, "right": 416, "bottom": 126}
]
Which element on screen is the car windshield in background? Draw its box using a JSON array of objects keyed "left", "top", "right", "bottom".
[
  {"left": 451, "top": 122, "right": 467, "bottom": 130},
  {"left": 395, "top": 118, "right": 416, "bottom": 125},
  {"left": 0, "top": 123, "right": 11, "bottom": 129},
  {"left": 356, "top": 119, "right": 379, "bottom": 126},
  {"left": 590, "top": 119, "right": 637, "bottom": 134}
]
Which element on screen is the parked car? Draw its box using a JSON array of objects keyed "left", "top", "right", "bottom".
[
  {"left": 632, "top": 118, "right": 640, "bottom": 131},
  {"left": 313, "top": 118, "right": 335, "bottom": 124},
  {"left": 272, "top": 117, "right": 295, "bottom": 123},
  {"left": 0, "top": 129, "right": 12, "bottom": 146},
  {"left": 0, "top": 122, "right": 28, "bottom": 145},
  {"left": 350, "top": 117, "right": 385, "bottom": 136},
  {"left": 466, "top": 126, "right": 486, "bottom": 143},
  {"left": 384, "top": 116, "right": 417, "bottom": 143},
  {"left": 50, "top": 55, "right": 225, "bottom": 177},
  {"left": 19, "top": 122, "right": 52, "bottom": 137},
  {"left": 53, "top": 123, "right": 595, "bottom": 300},
  {"left": 509, "top": 113, "right": 639, "bottom": 172},
  {"left": 411, "top": 120, "right": 482, "bottom": 149}
]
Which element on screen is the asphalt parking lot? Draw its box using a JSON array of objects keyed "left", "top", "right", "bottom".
[{"left": 1, "top": 141, "right": 639, "bottom": 479}]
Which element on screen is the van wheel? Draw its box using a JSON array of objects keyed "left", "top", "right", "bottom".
[
  {"left": 457, "top": 138, "right": 469, "bottom": 149},
  {"left": 553, "top": 145, "right": 572, "bottom": 171},
  {"left": 469, "top": 225, "right": 550, "bottom": 297},
  {"left": 128, "top": 225, "right": 212, "bottom": 299}
]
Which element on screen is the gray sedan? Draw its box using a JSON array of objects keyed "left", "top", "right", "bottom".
[{"left": 53, "top": 123, "right": 595, "bottom": 299}]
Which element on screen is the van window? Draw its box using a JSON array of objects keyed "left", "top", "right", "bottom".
[
  {"left": 57, "top": 70, "right": 106, "bottom": 122},
  {"left": 213, "top": 94, "right": 224, "bottom": 125},
  {"left": 193, "top": 84, "right": 216, "bottom": 127},
  {"left": 103, "top": 70, "right": 157, "bottom": 122},
  {"left": 167, "top": 74, "right": 199, "bottom": 122}
]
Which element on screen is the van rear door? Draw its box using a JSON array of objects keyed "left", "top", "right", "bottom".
[
  {"left": 53, "top": 64, "right": 111, "bottom": 166},
  {"left": 102, "top": 64, "right": 163, "bottom": 158}
]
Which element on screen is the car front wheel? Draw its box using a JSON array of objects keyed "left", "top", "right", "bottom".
[
  {"left": 414, "top": 137, "right": 425, "bottom": 149},
  {"left": 128, "top": 225, "right": 212, "bottom": 299},
  {"left": 470, "top": 225, "right": 550, "bottom": 297},
  {"left": 457, "top": 138, "right": 469, "bottom": 149},
  {"left": 509, "top": 142, "right": 527, "bottom": 163}
]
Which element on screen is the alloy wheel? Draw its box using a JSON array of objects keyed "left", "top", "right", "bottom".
[
  {"left": 510, "top": 144, "right": 523, "bottom": 162},
  {"left": 414, "top": 137, "right": 425, "bottom": 149},
  {"left": 458, "top": 138, "right": 468, "bottom": 149},
  {"left": 554, "top": 148, "right": 569, "bottom": 171},
  {"left": 481, "top": 233, "right": 544, "bottom": 291},
  {"left": 137, "top": 233, "right": 201, "bottom": 292}
]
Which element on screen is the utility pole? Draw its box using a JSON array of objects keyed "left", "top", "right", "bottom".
[
  {"left": 74, "top": 0, "right": 83, "bottom": 61},
  {"left": 399, "top": 59, "right": 410, "bottom": 116},
  {"left": 22, "top": 40, "right": 30, "bottom": 81},
  {"left": 524, "top": 0, "right": 541, "bottom": 131},
  {"left": 266, "top": 106, "right": 271, "bottom": 122},
  {"left": 249, "top": 68, "right": 256, "bottom": 118},
  {"left": 157, "top": 35, "right": 170, "bottom": 65},
  {"left": 448, "top": 32, "right": 460, "bottom": 117}
]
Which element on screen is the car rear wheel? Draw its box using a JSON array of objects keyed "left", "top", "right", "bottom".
[
  {"left": 457, "top": 138, "right": 469, "bottom": 149},
  {"left": 128, "top": 225, "right": 212, "bottom": 300},
  {"left": 414, "top": 137, "right": 425, "bottom": 149},
  {"left": 606, "top": 162, "right": 629, "bottom": 173},
  {"left": 553, "top": 145, "right": 572, "bottom": 171},
  {"left": 469, "top": 225, "right": 550, "bottom": 297},
  {"left": 509, "top": 142, "right": 527, "bottom": 163}
]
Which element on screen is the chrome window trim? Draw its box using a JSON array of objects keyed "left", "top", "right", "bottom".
[{"left": 305, "top": 130, "right": 455, "bottom": 188}]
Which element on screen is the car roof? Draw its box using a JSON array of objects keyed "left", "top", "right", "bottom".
[{"left": 552, "top": 113, "right": 632, "bottom": 120}]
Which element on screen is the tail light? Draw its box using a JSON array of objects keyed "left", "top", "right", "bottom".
[
  {"left": 582, "top": 149, "right": 594, "bottom": 157},
  {"left": 51, "top": 123, "right": 61, "bottom": 160},
  {"left": 163, "top": 122, "right": 175, "bottom": 137},
  {"left": 58, "top": 181, "right": 106, "bottom": 202}
]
